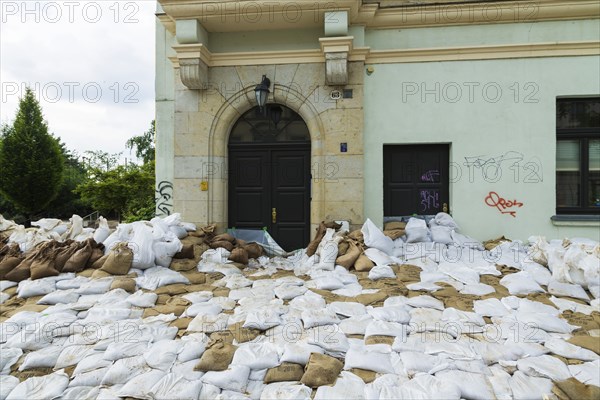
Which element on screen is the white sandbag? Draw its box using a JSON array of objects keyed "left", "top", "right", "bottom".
[
  {"left": 364, "top": 248, "right": 393, "bottom": 266},
  {"left": 438, "top": 261, "right": 480, "bottom": 285},
  {"left": 0, "top": 293, "right": 10, "bottom": 305},
  {"left": 101, "top": 355, "right": 150, "bottom": 385},
  {"left": 150, "top": 373, "right": 203, "bottom": 400},
  {"left": 0, "top": 375, "right": 19, "bottom": 400},
  {"left": 68, "top": 367, "right": 109, "bottom": 387},
  {"left": 0, "top": 348, "right": 22, "bottom": 374},
  {"left": 55, "top": 344, "right": 95, "bottom": 369},
  {"left": 435, "top": 370, "right": 496, "bottom": 400},
  {"left": 442, "top": 308, "right": 486, "bottom": 327},
  {"left": 231, "top": 343, "right": 279, "bottom": 370},
  {"left": 569, "top": 359, "right": 600, "bottom": 387},
  {"left": 406, "top": 295, "right": 445, "bottom": 310},
  {"left": 104, "top": 341, "right": 150, "bottom": 361},
  {"left": 18, "top": 345, "right": 63, "bottom": 371},
  {"left": 128, "top": 222, "right": 155, "bottom": 270},
  {"left": 184, "top": 302, "right": 223, "bottom": 318},
  {"left": 365, "top": 320, "right": 408, "bottom": 338},
  {"left": 243, "top": 309, "right": 282, "bottom": 331},
  {"left": 6, "top": 370, "right": 69, "bottom": 400},
  {"left": 510, "top": 371, "right": 553, "bottom": 400},
  {"left": 400, "top": 352, "right": 443, "bottom": 374},
  {"left": 544, "top": 338, "right": 599, "bottom": 361},
  {"left": 171, "top": 360, "right": 205, "bottom": 381},
  {"left": 279, "top": 343, "right": 325, "bottom": 365},
  {"left": 391, "top": 373, "right": 461, "bottom": 400},
  {"left": 368, "top": 305, "right": 411, "bottom": 323},
  {"left": 307, "top": 276, "right": 344, "bottom": 291},
  {"left": 314, "top": 371, "right": 365, "bottom": 400},
  {"left": 344, "top": 347, "right": 394, "bottom": 373},
  {"left": 307, "top": 325, "right": 349, "bottom": 357},
  {"left": 316, "top": 230, "right": 338, "bottom": 271},
  {"left": 288, "top": 291, "right": 326, "bottom": 311},
  {"left": 260, "top": 383, "right": 311, "bottom": 400},
  {"left": 153, "top": 238, "right": 183, "bottom": 268},
  {"left": 518, "top": 298, "right": 560, "bottom": 316},
  {"left": 72, "top": 352, "right": 112, "bottom": 375},
  {"left": 126, "top": 290, "right": 157, "bottom": 308},
  {"left": 169, "top": 225, "right": 188, "bottom": 239},
  {"left": 500, "top": 271, "right": 545, "bottom": 295},
  {"left": 516, "top": 355, "right": 571, "bottom": 381},
  {"left": 548, "top": 280, "right": 590, "bottom": 301},
  {"left": 202, "top": 365, "right": 251, "bottom": 392},
  {"left": 183, "top": 291, "right": 213, "bottom": 304},
  {"left": 515, "top": 311, "right": 577, "bottom": 333},
  {"left": 76, "top": 277, "right": 114, "bottom": 295},
  {"left": 118, "top": 369, "right": 166, "bottom": 399},
  {"left": 93, "top": 217, "right": 111, "bottom": 244},
  {"left": 404, "top": 218, "right": 431, "bottom": 244},
  {"left": 451, "top": 231, "right": 483, "bottom": 250},
  {"left": 188, "top": 313, "right": 229, "bottom": 333},
  {"left": 521, "top": 261, "right": 552, "bottom": 286},
  {"left": 301, "top": 308, "right": 339, "bottom": 329},
  {"left": 338, "top": 314, "right": 373, "bottom": 335},
  {"left": 17, "top": 278, "right": 56, "bottom": 298},
  {"left": 178, "top": 334, "right": 208, "bottom": 363},
  {"left": 0, "top": 281, "right": 17, "bottom": 292},
  {"left": 550, "top": 296, "right": 598, "bottom": 315},
  {"left": 430, "top": 225, "right": 454, "bottom": 245},
  {"left": 63, "top": 214, "right": 83, "bottom": 241},
  {"left": 368, "top": 265, "right": 396, "bottom": 280},
  {"left": 473, "top": 298, "right": 510, "bottom": 317},
  {"left": 362, "top": 218, "right": 394, "bottom": 255},
  {"left": 460, "top": 283, "right": 495, "bottom": 296},
  {"left": 328, "top": 302, "right": 366, "bottom": 318},
  {"left": 274, "top": 284, "right": 307, "bottom": 301},
  {"left": 135, "top": 266, "right": 189, "bottom": 291},
  {"left": 37, "top": 289, "right": 80, "bottom": 305},
  {"left": 57, "top": 386, "right": 100, "bottom": 400}
]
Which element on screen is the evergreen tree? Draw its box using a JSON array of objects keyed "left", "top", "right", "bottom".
[{"left": 0, "top": 88, "right": 64, "bottom": 222}]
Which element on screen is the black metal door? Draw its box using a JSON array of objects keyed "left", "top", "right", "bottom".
[
  {"left": 229, "top": 143, "right": 311, "bottom": 251},
  {"left": 384, "top": 144, "right": 450, "bottom": 216}
]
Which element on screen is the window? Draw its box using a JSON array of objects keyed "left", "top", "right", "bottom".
[{"left": 556, "top": 98, "right": 600, "bottom": 214}]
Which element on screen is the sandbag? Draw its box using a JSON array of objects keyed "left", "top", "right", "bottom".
[
  {"left": 174, "top": 244, "right": 194, "bottom": 259},
  {"left": 264, "top": 362, "right": 305, "bottom": 383},
  {"left": 53, "top": 242, "right": 78, "bottom": 271},
  {"left": 87, "top": 245, "right": 105, "bottom": 267},
  {"left": 212, "top": 233, "right": 235, "bottom": 243},
  {"left": 336, "top": 241, "right": 361, "bottom": 270},
  {"left": 229, "top": 248, "right": 249, "bottom": 264},
  {"left": 210, "top": 240, "right": 234, "bottom": 252},
  {"left": 301, "top": 353, "right": 343, "bottom": 388},
  {"left": 195, "top": 339, "right": 237, "bottom": 372},
  {"left": 354, "top": 254, "right": 374, "bottom": 272},
  {"left": 93, "top": 216, "right": 110, "bottom": 243},
  {"left": 0, "top": 256, "right": 23, "bottom": 280},
  {"left": 243, "top": 243, "right": 263, "bottom": 259},
  {"left": 362, "top": 218, "right": 393, "bottom": 255},
  {"left": 29, "top": 253, "right": 60, "bottom": 280},
  {"left": 100, "top": 242, "right": 133, "bottom": 275},
  {"left": 383, "top": 229, "right": 405, "bottom": 240},
  {"left": 110, "top": 277, "right": 137, "bottom": 293},
  {"left": 63, "top": 239, "right": 93, "bottom": 273},
  {"left": 306, "top": 222, "right": 327, "bottom": 257}
]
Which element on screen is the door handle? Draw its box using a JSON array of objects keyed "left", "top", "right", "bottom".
[
  {"left": 443, "top": 203, "right": 449, "bottom": 213},
  {"left": 272, "top": 208, "right": 277, "bottom": 223}
]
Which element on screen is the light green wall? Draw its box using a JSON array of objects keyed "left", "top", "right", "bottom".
[
  {"left": 366, "top": 19, "right": 600, "bottom": 50},
  {"left": 364, "top": 55, "right": 600, "bottom": 241},
  {"left": 209, "top": 28, "right": 324, "bottom": 52}
]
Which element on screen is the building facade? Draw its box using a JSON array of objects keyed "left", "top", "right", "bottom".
[{"left": 155, "top": 0, "right": 600, "bottom": 249}]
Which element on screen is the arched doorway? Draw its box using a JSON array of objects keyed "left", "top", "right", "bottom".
[{"left": 228, "top": 104, "right": 311, "bottom": 251}]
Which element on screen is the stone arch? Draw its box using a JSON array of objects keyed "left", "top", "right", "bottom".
[{"left": 207, "top": 83, "right": 325, "bottom": 230}]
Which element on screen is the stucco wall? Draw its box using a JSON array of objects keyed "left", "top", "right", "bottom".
[{"left": 364, "top": 55, "right": 600, "bottom": 241}]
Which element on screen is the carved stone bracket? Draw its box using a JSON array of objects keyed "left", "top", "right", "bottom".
[
  {"left": 179, "top": 58, "right": 208, "bottom": 90},
  {"left": 325, "top": 52, "right": 349, "bottom": 86}
]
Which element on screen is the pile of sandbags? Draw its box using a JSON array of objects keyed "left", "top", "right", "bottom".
[{"left": 207, "top": 232, "right": 264, "bottom": 265}]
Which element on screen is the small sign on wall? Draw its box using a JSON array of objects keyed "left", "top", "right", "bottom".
[
  {"left": 200, "top": 181, "right": 208, "bottom": 191},
  {"left": 340, "top": 143, "right": 348, "bottom": 153}
]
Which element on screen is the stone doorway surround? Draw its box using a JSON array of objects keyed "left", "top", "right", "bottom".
[{"left": 171, "top": 62, "right": 365, "bottom": 236}]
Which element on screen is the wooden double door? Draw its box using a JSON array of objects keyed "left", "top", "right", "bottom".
[{"left": 228, "top": 143, "right": 311, "bottom": 251}]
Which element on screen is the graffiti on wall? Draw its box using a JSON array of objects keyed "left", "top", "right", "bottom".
[
  {"left": 485, "top": 191, "right": 523, "bottom": 217},
  {"left": 155, "top": 181, "right": 173, "bottom": 216},
  {"left": 463, "top": 151, "right": 543, "bottom": 183},
  {"left": 421, "top": 170, "right": 440, "bottom": 182},
  {"left": 420, "top": 190, "right": 440, "bottom": 212}
]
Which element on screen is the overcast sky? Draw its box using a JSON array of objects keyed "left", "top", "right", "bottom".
[{"left": 0, "top": 0, "right": 156, "bottom": 162}]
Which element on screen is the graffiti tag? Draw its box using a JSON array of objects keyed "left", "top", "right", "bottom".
[
  {"left": 420, "top": 190, "right": 440, "bottom": 212},
  {"left": 485, "top": 191, "right": 523, "bottom": 217},
  {"left": 421, "top": 170, "right": 440, "bottom": 182},
  {"left": 155, "top": 181, "right": 173, "bottom": 216}
]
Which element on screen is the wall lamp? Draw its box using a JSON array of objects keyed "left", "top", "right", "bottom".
[{"left": 254, "top": 75, "right": 271, "bottom": 112}]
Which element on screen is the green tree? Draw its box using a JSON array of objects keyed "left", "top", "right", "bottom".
[
  {"left": 126, "top": 120, "right": 155, "bottom": 164},
  {"left": 0, "top": 88, "right": 64, "bottom": 222}
]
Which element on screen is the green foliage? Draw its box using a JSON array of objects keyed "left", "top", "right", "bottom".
[
  {"left": 76, "top": 160, "right": 155, "bottom": 219},
  {"left": 0, "top": 88, "right": 64, "bottom": 217},
  {"left": 126, "top": 120, "right": 155, "bottom": 164}
]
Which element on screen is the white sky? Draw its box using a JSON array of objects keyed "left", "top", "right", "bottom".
[{"left": 0, "top": 0, "right": 156, "bottom": 162}]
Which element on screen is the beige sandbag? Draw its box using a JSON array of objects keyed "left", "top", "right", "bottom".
[
  {"left": 354, "top": 254, "right": 374, "bottom": 272},
  {"left": 173, "top": 244, "right": 194, "bottom": 259},
  {"left": 243, "top": 243, "right": 263, "bottom": 259},
  {"left": 87, "top": 244, "right": 105, "bottom": 267},
  {"left": 99, "top": 242, "right": 133, "bottom": 275},
  {"left": 143, "top": 304, "right": 186, "bottom": 317},
  {"left": 63, "top": 240, "right": 93, "bottom": 273},
  {"left": 347, "top": 229, "right": 364, "bottom": 242},
  {"left": 384, "top": 221, "right": 406, "bottom": 231},
  {"left": 227, "top": 321, "right": 262, "bottom": 344},
  {"left": 301, "top": 353, "right": 343, "bottom": 388},
  {"left": 155, "top": 284, "right": 189, "bottom": 296},
  {"left": 350, "top": 368, "right": 377, "bottom": 383},
  {"left": 170, "top": 258, "right": 198, "bottom": 272},
  {"left": 91, "top": 269, "right": 112, "bottom": 279},
  {"left": 53, "top": 242, "right": 78, "bottom": 271},
  {"left": 383, "top": 229, "right": 405, "bottom": 240},
  {"left": 4, "top": 259, "right": 32, "bottom": 282},
  {"left": 194, "top": 340, "right": 237, "bottom": 372},
  {"left": 264, "top": 363, "right": 305, "bottom": 383},
  {"left": 306, "top": 222, "right": 327, "bottom": 257},
  {"left": 180, "top": 270, "right": 206, "bottom": 284},
  {"left": 209, "top": 240, "right": 234, "bottom": 252},
  {"left": 110, "top": 277, "right": 136, "bottom": 293},
  {"left": 91, "top": 254, "right": 108, "bottom": 270},
  {"left": 228, "top": 248, "right": 248, "bottom": 264},
  {"left": 166, "top": 296, "right": 192, "bottom": 307},
  {"left": 337, "top": 240, "right": 350, "bottom": 257},
  {"left": 30, "top": 254, "right": 60, "bottom": 280},
  {"left": 336, "top": 241, "right": 361, "bottom": 270},
  {"left": 354, "top": 291, "right": 388, "bottom": 306},
  {"left": 554, "top": 378, "right": 600, "bottom": 400},
  {"left": 0, "top": 256, "right": 22, "bottom": 280},
  {"left": 212, "top": 233, "right": 235, "bottom": 243},
  {"left": 567, "top": 335, "right": 600, "bottom": 355},
  {"left": 365, "top": 335, "right": 395, "bottom": 346},
  {"left": 170, "top": 317, "right": 192, "bottom": 330}
]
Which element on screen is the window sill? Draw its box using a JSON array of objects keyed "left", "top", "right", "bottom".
[{"left": 551, "top": 215, "right": 600, "bottom": 227}]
